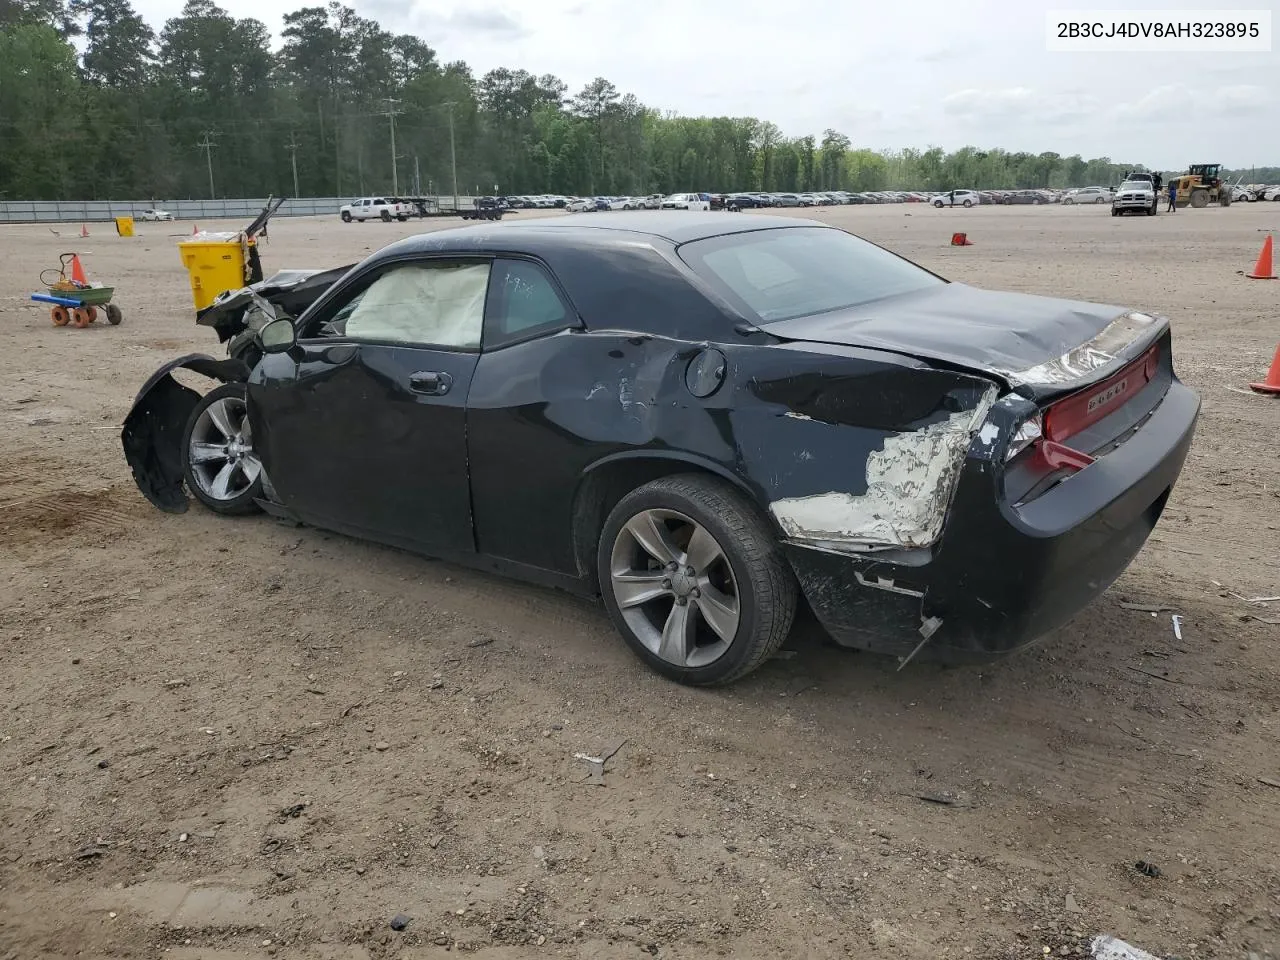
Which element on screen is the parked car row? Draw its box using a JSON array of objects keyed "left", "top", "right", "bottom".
[
  {"left": 1236, "top": 184, "right": 1280, "bottom": 201},
  {"left": 405, "top": 182, "right": 1280, "bottom": 221}
]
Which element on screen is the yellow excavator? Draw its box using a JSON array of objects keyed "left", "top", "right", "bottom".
[{"left": 1169, "top": 164, "right": 1231, "bottom": 208}]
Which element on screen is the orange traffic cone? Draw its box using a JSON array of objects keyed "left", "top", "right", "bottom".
[
  {"left": 80, "top": 223, "right": 89, "bottom": 238},
  {"left": 1247, "top": 234, "right": 1275, "bottom": 279},
  {"left": 1249, "top": 344, "right": 1280, "bottom": 395},
  {"left": 951, "top": 232, "right": 973, "bottom": 246},
  {"left": 69, "top": 254, "right": 88, "bottom": 285}
]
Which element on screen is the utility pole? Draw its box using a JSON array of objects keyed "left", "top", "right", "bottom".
[
  {"left": 413, "top": 155, "right": 421, "bottom": 195},
  {"left": 197, "top": 131, "right": 216, "bottom": 199},
  {"left": 377, "top": 98, "right": 402, "bottom": 195},
  {"left": 443, "top": 101, "right": 459, "bottom": 211},
  {"left": 286, "top": 132, "right": 300, "bottom": 198}
]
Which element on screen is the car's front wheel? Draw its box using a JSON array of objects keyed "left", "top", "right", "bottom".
[
  {"left": 598, "top": 474, "right": 797, "bottom": 686},
  {"left": 341, "top": 211, "right": 352, "bottom": 222},
  {"left": 182, "top": 382, "right": 264, "bottom": 516}
]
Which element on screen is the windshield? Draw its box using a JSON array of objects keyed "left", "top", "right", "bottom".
[
  {"left": 1120, "top": 181, "right": 1151, "bottom": 191},
  {"left": 678, "top": 226, "right": 944, "bottom": 324}
]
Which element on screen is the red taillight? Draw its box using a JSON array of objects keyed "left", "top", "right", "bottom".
[{"left": 1043, "top": 344, "right": 1159, "bottom": 443}]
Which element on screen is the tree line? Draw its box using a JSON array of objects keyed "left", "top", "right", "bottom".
[{"left": 2, "top": 0, "right": 1277, "bottom": 202}]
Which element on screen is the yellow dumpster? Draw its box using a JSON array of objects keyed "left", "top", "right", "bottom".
[
  {"left": 114, "top": 216, "right": 135, "bottom": 237},
  {"left": 178, "top": 235, "right": 248, "bottom": 313}
]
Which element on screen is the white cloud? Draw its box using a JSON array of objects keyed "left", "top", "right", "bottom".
[{"left": 942, "top": 87, "right": 1097, "bottom": 125}]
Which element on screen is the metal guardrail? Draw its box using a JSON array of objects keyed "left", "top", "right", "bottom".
[{"left": 0, "top": 196, "right": 478, "bottom": 224}]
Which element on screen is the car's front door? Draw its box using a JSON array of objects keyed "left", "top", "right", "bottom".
[{"left": 249, "top": 257, "right": 491, "bottom": 555}]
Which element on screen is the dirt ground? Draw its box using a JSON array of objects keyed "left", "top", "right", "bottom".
[{"left": 2, "top": 202, "right": 1279, "bottom": 960}]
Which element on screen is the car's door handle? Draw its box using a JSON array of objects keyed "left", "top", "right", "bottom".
[{"left": 409, "top": 371, "right": 452, "bottom": 396}]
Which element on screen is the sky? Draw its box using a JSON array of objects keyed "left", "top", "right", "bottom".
[{"left": 130, "top": 0, "right": 1278, "bottom": 169}]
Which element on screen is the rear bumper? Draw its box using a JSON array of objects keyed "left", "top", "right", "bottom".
[{"left": 784, "top": 379, "right": 1200, "bottom": 662}]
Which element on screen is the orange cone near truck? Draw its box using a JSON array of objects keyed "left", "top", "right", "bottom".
[{"left": 1247, "top": 234, "right": 1275, "bottom": 280}]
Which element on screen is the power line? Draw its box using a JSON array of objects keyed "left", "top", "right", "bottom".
[
  {"left": 285, "top": 131, "right": 300, "bottom": 198},
  {"left": 375, "top": 98, "right": 402, "bottom": 195},
  {"left": 441, "top": 101, "right": 458, "bottom": 211},
  {"left": 196, "top": 131, "right": 217, "bottom": 198}
]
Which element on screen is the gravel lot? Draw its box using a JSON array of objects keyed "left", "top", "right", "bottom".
[{"left": 2, "top": 202, "right": 1279, "bottom": 960}]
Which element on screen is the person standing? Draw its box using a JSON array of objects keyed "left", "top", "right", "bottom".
[{"left": 1167, "top": 180, "right": 1177, "bottom": 212}]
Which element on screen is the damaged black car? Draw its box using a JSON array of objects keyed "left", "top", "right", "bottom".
[{"left": 122, "top": 212, "right": 1199, "bottom": 685}]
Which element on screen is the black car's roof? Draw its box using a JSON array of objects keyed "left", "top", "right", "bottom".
[{"left": 386, "top": 211, "right": 827, "bottom": 253}]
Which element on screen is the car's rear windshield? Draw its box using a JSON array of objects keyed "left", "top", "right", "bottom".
[{"left": 677, "top": 226, "right": 943, "bottom": 323}]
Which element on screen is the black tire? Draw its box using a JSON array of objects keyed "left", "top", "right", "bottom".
[
  {"left": 1111, "top": 208, "right": 1119, "bottom": 217},
  {"left": 397, "top": 215, "right": 407, "bottom": 221},
  {"left": 341, "top": 211, "right": 352, "bottom": 222},
  {"left": 181, "top": 382, "right": 264, "bottom": 516},
  {"left": 934, "top": 200, "right": 944, "bottom": 208},
  {"left": 106, "top": 303, "right": 123, "bottom": 324},
  {"left": 962, "top": 199, "right": 972, "bottom": 207},
  {"left": 597, "top": 474, "right": 798, "bottom": 686},
  {"left": 1147, "top": 205, "right": 1156, "bottom": 216}
]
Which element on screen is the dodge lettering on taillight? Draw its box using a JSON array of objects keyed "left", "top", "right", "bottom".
[{"left": 1086, "top": 377, "right": 1129, "bottom": 416}]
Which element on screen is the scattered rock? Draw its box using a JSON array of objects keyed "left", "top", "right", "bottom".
[
  {"left": 389, "top": 913, "right": 411, "bottom": 931},
  {"left": 96, "top": 759, "right": 109, "bottom": 769},
  {"left": 178, "top": 833, "right": 188, "bottom": 843},
  {"left": 374, "top": 741, "right": 390, "bottom": 751},
  {"left": 1133, "top": 860, "right": 1161, "bottom": 878},
  {"left": 278, "top": 803, "right": 308, "bottom": 821},
  {"left": 428, "top": 834, "right": 443, "bottom": 849},
  {"left": 1065, "top": 893, "right": 1081, "bottom": 912}
]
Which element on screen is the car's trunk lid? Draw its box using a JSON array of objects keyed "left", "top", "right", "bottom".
[{"left": 763, "top": 282, "right": 1165, "bottom": 402}]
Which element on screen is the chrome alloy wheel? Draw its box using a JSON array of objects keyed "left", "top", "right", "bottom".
[
  {"left": 187, "top": 395, "right": 262, "bottom": 502},
  {"left": 608, "top": 508, "right": 741, "bottom": 668}
]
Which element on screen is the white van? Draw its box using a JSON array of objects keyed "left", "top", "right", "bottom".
[{"left": 660, "top": 193, "right": 711, "bottom": 211}]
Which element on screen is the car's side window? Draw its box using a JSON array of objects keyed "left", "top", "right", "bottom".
[
  {"left": 483, "top": 258, "right": 575, "bottom": 348},
  {"left": 304, "top": 260, "right": 491, "bottom": 350}
]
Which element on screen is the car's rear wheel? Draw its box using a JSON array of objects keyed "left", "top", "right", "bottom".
[
  {"left": 962, "top": 199, "right": 972, "bottom": 207},
  {"left": 182, "top": 383, "right": 264, "bottom": 516},
  {"left": 598, "top": 474, "right": 797, "bottom": 686}
]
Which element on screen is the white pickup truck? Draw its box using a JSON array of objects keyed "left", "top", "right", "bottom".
[{"left": 340, "top": 197, "right": 411, "bottom": 222}]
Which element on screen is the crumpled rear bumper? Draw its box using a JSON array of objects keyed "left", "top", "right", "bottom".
[{"left": 784, "top": 379, "right": 1200, "bottom": 662}]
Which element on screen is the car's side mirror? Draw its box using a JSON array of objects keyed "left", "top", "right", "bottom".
[{"left": 260, "top": 317, "right": 297, "bottom": 353}]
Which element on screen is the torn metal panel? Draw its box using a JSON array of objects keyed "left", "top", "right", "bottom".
[
  {"left": 992, "top": 311, "right": 1168, "bottom": 388},
  {"left": 120, "top": 354, "right": 251, "bottom": 513},
  {"left": 769, "top": 387, "right": 997, "bottom": 550}
]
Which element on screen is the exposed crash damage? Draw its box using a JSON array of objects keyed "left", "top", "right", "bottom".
[
  {"left": 121, "top": 266, "right": 352, "bottom": 513},
  {"left": 769, "top": 389, "right": 998, "bottom": 552},
  {"left": 121, "top": 212, "right": 1200, "bottom": 685}
]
